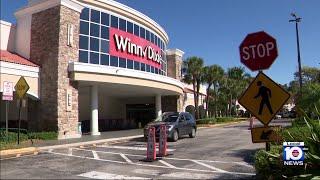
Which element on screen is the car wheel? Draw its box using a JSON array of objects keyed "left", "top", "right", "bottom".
[
  {"left": 172, "top": 129, "right": 179, "bottom": 142},
  {"left": 189, "top": 128, "right": 196, "bottom": 138}
]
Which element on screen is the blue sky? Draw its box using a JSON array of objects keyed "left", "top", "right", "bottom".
[{"left": 1, "top": 0, "right": 319, "bottom": 85}]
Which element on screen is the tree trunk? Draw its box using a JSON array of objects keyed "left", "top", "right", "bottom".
[
  {"left": 229, "top": 94, "right": 233, "bottom": 116},
  {"left": 196, "top": 79, "right": 201, "bottom": 119},
  {"left": 192, "top": 79, "right": 198, "bottom": 119},
  {"left": 205, "top": 84, "right": 211, "bottom": 118},
  {"left": 213, "top": 83, "right": 217, "bottom": 118}
]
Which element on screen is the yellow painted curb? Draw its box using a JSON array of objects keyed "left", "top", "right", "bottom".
[{"left": 0, "top": 147, "right": 38, "bottom": 158}]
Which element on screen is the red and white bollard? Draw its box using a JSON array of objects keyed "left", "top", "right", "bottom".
[
  {"left": 146, "top": 127, "right": 156, "bottom": 161},
  {"left": 158, "top": 125, "right": 167, "bottom": 157}
]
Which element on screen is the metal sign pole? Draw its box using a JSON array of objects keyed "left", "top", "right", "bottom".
[
  {"left": 6, "top": 101, "right": 9, "bottom": 141},
  {"left": 18, "top": 99, "right": 22, "bottom": 145}
]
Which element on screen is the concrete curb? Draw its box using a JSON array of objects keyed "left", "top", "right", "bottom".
[
  {"left": 0, "top": 147, "right": 39, "bottom": 159},
  {"left": 0, "top": 135, "right": 143, "bottom": 159}
]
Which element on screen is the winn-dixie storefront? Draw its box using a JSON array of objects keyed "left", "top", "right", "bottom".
[{"left": 71, "top": 2, "right": 184, "bottom": 136}]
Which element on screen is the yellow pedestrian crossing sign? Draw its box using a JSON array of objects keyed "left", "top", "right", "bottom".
[
  {"left": 238, "top": 72, "right": 290, "bottom": 125},
  {"left": 14, "top": 76, "right": 30, "bottom": 99}
]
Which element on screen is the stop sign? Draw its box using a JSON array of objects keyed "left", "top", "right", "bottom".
[{"left": 239, "top": 31, "right": 278, "bottom": 71}]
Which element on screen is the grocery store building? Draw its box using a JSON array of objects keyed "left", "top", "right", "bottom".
[{"left": 0, "top": 0, "right": 206, "bottom": 139}]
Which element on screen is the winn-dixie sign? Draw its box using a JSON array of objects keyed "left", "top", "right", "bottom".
[{"left": 110, "top": 27, "right": 162, "bottom": 69}]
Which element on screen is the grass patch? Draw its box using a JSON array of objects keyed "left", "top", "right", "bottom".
[
  {"left": 196, "top": 117, "right": 247, "bottom": 125},
  {"left": 0, "top": 130, "right": 57, "bottom": 150}
]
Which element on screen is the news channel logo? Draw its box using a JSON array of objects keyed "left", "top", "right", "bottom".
[{"left": 283, "top": 142, "right": 307, "bottom": 166}]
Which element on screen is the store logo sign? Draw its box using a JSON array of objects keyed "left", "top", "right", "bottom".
[{"left": 109, "top": 27, "right": 162, "bottom": 69}]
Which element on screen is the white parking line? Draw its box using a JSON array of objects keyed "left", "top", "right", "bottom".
[
  {"left": 97, "top": 145, "right": 176, "bottom": 152},
  {"left": 120, "top": 153, "right": 133, "bottom": 164},
  {"left": 192, "top": 160, "right": 227, "bottom": 172},
  {"left": 92, "top": 151, "right": 100, "bottom": 160},
  {"left": 78, "top": 171, "right": 150, "bottom": 179},
  {"left": 45, "top": 149, "right": 255, "bottom": 176},
  {"left": 68, "top": 148, "right": 72, "bottom": 156},
  {"left": 48, "top": 149, "right": 53, "bottom": 153},
  {"left": 158, "top": 160, "right": 176, "bottom": 168}
]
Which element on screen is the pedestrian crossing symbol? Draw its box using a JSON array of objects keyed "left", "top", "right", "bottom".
[{"left": 238, "top": 72, "right": 290, "bottom": 125}]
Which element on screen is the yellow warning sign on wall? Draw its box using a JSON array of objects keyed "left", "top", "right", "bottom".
[
  {"left": 14, "top": 76, "right": 30, "bottom": 99},
  {"left": 238, "top": 72, "right": 290, "bottom": 125}
]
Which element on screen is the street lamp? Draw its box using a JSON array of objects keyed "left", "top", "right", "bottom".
[{"left": 289, "top": 13, "right": 303, "bottom": 97}]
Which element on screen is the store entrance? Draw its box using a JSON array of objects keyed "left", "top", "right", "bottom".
[{"left": 126, "top": 104, "right": 155, "bottom": 128}]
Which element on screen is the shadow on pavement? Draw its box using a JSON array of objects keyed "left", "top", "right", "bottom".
[{"left": 227, "top": 149, "right": 259, "bottom": 165}]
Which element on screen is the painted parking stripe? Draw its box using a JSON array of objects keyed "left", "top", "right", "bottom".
[
  {"left": 158, "top": 160, "right": 176, "bottom": 168},
  {"left": 92, "top": 150, "right": 100, "bottom": 160},
  {"left": 68, "top": 148, "right": 72, "bottom": 156},
  {"left": 192, "top": 160, "right": 227, "bottom": 172},
  {"left": 46, "top": 150, "right": 255, "bottom": 176},
  {"left": 97, "top": 145, "right": 175, "bottom": 152},
  {"left": 120, "top": 153, "right": 133, "bottom": 164},
  {"left": 78, "top": 171, "right": 150, "bottom": 179},
  {"left": 161, "top": 172, "right": 218, "bottom": 179}
]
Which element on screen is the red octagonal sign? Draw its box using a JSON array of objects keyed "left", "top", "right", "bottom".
[{"left": 239, "top": 31, "right": 278, "bottom": 71}]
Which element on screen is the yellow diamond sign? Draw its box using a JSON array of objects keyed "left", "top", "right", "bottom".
[
  {"left": 14, "top": 76, "right": 30, "bottom": 99},
  {"left": 238, "top": 72, "right": 290, "bottom": 125}
]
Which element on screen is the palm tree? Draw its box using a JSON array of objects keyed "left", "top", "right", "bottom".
[
  {"left": 227, "top": 67, "right": 246, "bottom": 116},
  {"left": 183, "top": 56, "right": 204, "bottom": 119},
  {"left": 202, "top": 65, "right": 224, "bottom": 117}
]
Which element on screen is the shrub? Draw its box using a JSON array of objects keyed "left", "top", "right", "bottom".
[{"left": 196, "top": 118, "right": 216, "bottom": 124}]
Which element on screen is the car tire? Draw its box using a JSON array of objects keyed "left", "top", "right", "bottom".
[
  {"left": 189, "top": 127, "right": 196, "bottom": 138},
  {"left": 172, "top": 129, "right": 179, "bottom": 142}
]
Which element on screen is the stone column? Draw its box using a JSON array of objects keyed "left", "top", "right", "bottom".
[
  {"left": 155, "top": 94, "right": 162, "bottom": 118},
  {"left": 91, "top": 85, "right": 100, "bottom": 136}
]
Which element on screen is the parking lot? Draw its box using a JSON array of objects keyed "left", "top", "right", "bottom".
[{"left": 1, "top": 120, "right": 291, "bottom": 179}]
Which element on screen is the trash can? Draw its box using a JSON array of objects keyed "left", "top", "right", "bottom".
[{"left": 78, "top": 122, "right": 82, "bottom": 135}]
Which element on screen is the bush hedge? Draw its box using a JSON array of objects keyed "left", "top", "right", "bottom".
[
  {"left": 0, "top": 129, "right": 57, "bottom": 144},
  {"left": 196, "top": 117, "right": 247, "bottom": 124}
]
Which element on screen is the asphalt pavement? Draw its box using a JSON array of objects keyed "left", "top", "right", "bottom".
[{"left": 0, "top": 119, "right": 292, "bottom": 179}]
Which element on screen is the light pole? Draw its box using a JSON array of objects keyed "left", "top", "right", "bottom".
[{"left": 289, "top": 13, "right": 303, "bottom": 97}]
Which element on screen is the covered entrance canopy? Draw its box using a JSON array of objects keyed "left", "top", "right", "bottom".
[{"left": 69, "top": 62, "right": 184, "bottom": 135}]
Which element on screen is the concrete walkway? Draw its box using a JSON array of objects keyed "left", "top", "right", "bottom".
[{"left": 34, "top": 128, "right": 144, "bottom": 147}]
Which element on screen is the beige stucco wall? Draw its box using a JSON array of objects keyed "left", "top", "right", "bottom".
[
  {"left": 0, "top": 20, "right": 16, "bottom": 51},
  {"left": 0, "top": 73, "right": 39, "bottom": 98}
]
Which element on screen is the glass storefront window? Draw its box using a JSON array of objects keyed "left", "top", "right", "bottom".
[
  {"left": 111, "top": 15, "right": 118, "bottom": 28},
  {"left": 90, "top": 37, "right": 99, "bottom": 52},
  {"left": 90, "top": 52, "right": 99, "bottom": 64},
  {"left": 127, "top": 59, "right": 133, "bottom": 69},
  {"left": 101, "top": 12, "right": 109, "bottom": 26},
  {"left": 134, "top": 61, "right": 140, "bottom": 70},
  {"left": 134, "top": 24, "right": 139, "bottom": 36},
  {"left": 91, "top": 9, "right": 100, "bottom": 23},
  {"left": 100, "top": 39, "right": 109, "bottom": 53},
  {"left": 100, "top": 54, "right": 109, "bottom": 65},
  {"left": 79, "top": 50, "right": 88, "bottom": 63},
  {"left": 119, "top": 58, "right": 126, "bottom": 68},
  {"left": 101, "top": 26, "right": 109, "bottom": 40},
  {"left": 119, "top": 18, "right": 126, "bottom": 31},
  {"left": 79, "top": 35, "right": 88, "bottom": 50},
  {"left": 80, "top": 21, "right": 89, "bottom": 35},
  {"left": 80, "top": 8, "right": 89, "bottom": 20},
  {"left": 79, "top": 8, "right": 167, "bottom": 76},
  {"left": 90, "top": 23, "right": 99, "bottom": 37},
  {"left": 127, "top": 21, "right": 133, "bottom": 33},
  {"left": 110, "top": 56, "right": 118, "bottom": 67}
]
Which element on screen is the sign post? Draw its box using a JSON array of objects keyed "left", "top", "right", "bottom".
[
  {"left": 2, "top": 81, "right": 14, "bottom": 141},
  {"left": 239, "top": 31, "right": 289, "bottom": 151},
  {"left": 14, "top": 77, "right": 30, "bottom": 144}
]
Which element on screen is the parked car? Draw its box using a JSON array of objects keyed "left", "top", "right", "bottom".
[
  {"left": 275, "top": 114, "right": 282, "bottom": 119},
  {"left": 144, "top": 112, "right": 197, "bottom": 142}
]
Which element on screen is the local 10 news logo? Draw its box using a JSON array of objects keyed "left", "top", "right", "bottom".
[{"left": 283, "top": 142, "right": 307, "bottom": 166}]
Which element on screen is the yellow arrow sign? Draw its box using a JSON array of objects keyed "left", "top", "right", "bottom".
[
  {"left": 238, "top": 72, "right": 290, "bottom": 125},
  {"left": 251, "top": 126, "right": 282, "bottom": 143},
  {"left": 14, "top": 76, "right": 30, "bottom": 99}
]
